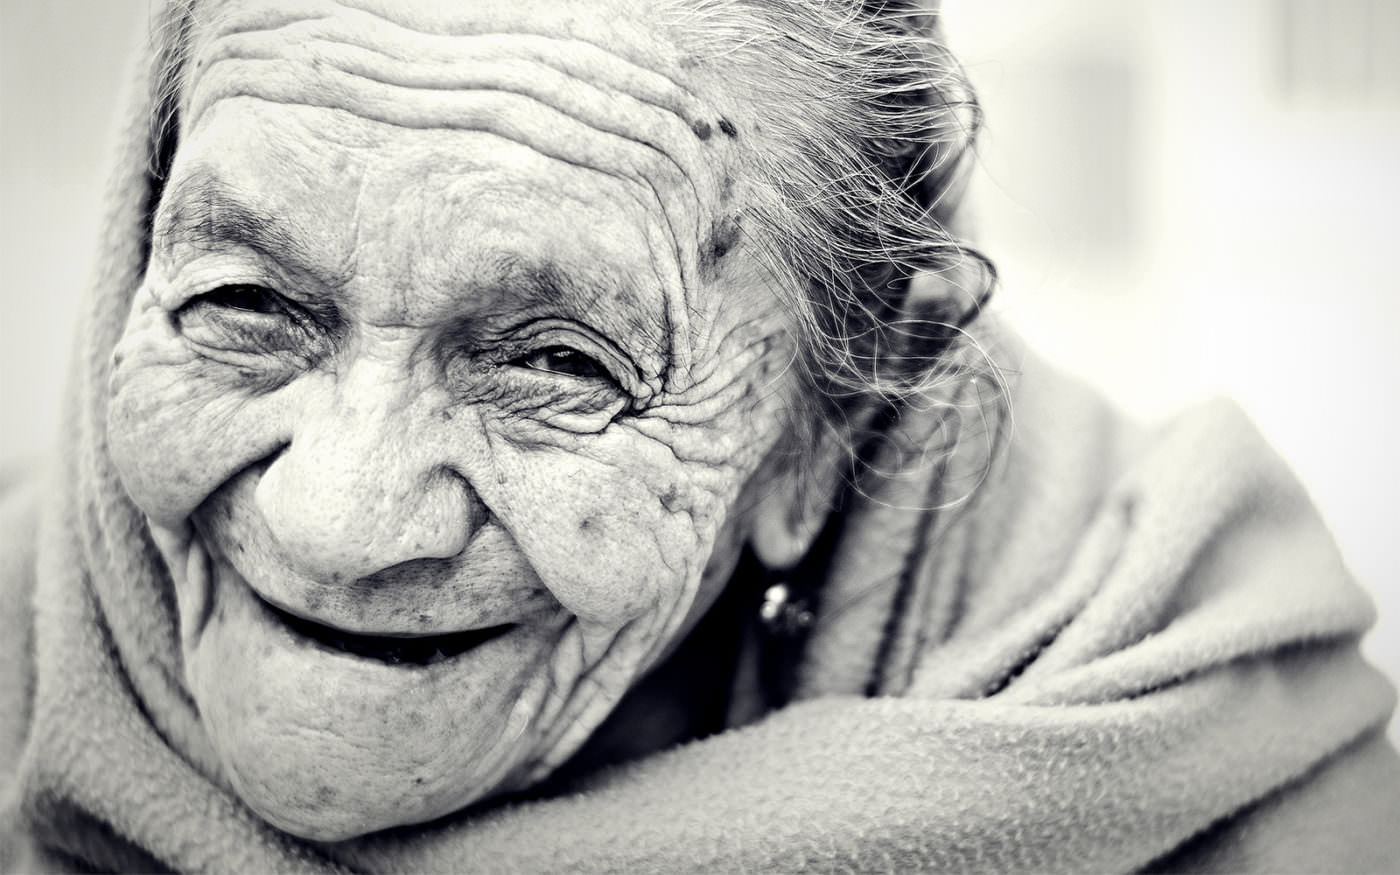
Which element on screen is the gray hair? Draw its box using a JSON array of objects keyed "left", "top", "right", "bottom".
[{"left": 664, "top": 0, "right": 1000, "bottom": 493}]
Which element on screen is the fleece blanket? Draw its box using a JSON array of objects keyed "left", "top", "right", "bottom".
[{"left": 4, "top": 5, "right": 1400, "bottom": 872}]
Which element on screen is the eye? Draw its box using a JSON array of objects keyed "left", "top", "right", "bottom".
[
  {"left": 176, "top": 284, "right": 316, "bottom": 356},
  {"left": 196, "top": 284, "right": 287, "bottom": 315},
  {"left": 514, "top": 346, "right": 612, "bottom": 381}
]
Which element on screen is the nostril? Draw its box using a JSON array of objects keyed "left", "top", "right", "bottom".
[{"left": 254, "top": 447, "right": 482, "bottom": 584}]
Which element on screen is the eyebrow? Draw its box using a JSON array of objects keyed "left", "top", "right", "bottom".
[
  {"left": 507, "top": 259, "right": 609, "bottom": 316},
  {"left": 486, "top": 256, "right": 670, "bottom": 373},
  {"left": 155, "top": 171, "right": 348, "bottom": 287}
]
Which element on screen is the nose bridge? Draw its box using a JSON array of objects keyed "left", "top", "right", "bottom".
[{"left": 256, "top": 359, "right": 475, "bottom": 583}]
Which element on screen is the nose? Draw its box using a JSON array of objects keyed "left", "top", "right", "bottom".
[{"left": 255, "top": 375, "right": 480, "bottom": 585}]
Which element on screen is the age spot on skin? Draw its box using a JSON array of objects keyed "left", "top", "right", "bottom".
[
  {"left": 701, "top": 216, "right": 742, "bottom": 278},
  {"left": 691, "top": 119, "right": 713, "bottom": 141},
  {"left": 711, "top": 218, "right": 740, "bottom": 259},
  {"left": 719, "top": 173, "right": 735, "bottom": 201},
  {"left": 718, "top": 117, "right": 738, "bottom": 138},
  {"left": 659, "top": 484, "right": 685, "bottom": 514}
]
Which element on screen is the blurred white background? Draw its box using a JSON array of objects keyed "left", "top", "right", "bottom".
[
  {"left": 942, "top": 0, "right": 1400, "bottom": 733},
  {"left": 1, "top": 1, "right": 1397, "bottom": 728}
]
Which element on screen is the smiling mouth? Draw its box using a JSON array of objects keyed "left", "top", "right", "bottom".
[{"left": 263, "top": 600, "right": 514, "bottom": 666}]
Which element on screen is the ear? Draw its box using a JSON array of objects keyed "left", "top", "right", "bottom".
[{"left": 749, "top": 436, "right": 846, "bottom": 570}]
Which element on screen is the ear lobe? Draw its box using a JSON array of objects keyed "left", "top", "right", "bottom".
[
  {"left": 749, "top": 443, "right": 844, "bottom": 570},
  {"left": 750, "top": 479, "right": 821, "bottom": 570}
]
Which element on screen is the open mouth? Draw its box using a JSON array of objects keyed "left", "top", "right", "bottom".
[{"left": 264, "top": 601, "right": 514, "bottom": 666}]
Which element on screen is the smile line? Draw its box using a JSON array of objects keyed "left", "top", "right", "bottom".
[{"left": 263, "top": 598, "right": 515, "bottom": 665}]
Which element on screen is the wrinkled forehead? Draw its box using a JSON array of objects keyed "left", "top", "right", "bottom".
[
  {"left": 167, "top": 0, "right": 759, "bottom": 347},
  {"left": 179, "top": 0, "right": 732, "bottom": 138}
]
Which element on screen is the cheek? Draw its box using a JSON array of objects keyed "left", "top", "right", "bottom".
[
  {"left": 487, "top": 441, "right": 717, "bottom": 636},
  {"left": 107, "top": 287, "right": 289, "bottom": 529},
  {"left": 480, "top": 338, "right": 792, "bottom": 641},
  {"left": 480, "top": 408, "right": 765, "bottom": 648}
]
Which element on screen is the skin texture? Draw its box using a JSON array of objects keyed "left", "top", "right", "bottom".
[{"left": 106, "top": 0, "right": 808, "bottom": 841}]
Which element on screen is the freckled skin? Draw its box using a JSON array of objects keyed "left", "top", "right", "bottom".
[{"left": 106, "top": 0, "right": 799, "bottom": 842}]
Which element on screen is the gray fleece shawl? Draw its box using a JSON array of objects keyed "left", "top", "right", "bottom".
[{"left": 2, "top": 7, "right": 1399, "bottom": 873}]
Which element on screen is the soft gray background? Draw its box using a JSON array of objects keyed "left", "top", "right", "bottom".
[{"left": 2, "top": 0, "right": 1397, "bottom": 731}]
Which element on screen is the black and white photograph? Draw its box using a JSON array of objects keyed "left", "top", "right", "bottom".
[{"left": 2, "top": 1, "right": 1398, "bottom": 871}]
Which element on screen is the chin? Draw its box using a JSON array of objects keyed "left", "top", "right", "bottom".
[{"left": 177, "top": 538, "right": 574, "bottom": 840}]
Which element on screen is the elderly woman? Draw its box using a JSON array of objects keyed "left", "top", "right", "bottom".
[{"left": 2, "top": 0, "right": 1398, "bottom": 871}]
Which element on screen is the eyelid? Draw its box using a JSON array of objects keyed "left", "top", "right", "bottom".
[
  {"left": 158, "top": 246, "right": 339, "bottom": 322},
  {"left": 174, "top": 284, "right": 323, "bottom": 360},
  {"left": 180, "top": 298, "right": 296, "bottom": 344}
]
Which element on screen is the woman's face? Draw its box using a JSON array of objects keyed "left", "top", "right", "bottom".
[{"left": 107, "top": 0, "right": 795, "bottom": 841}]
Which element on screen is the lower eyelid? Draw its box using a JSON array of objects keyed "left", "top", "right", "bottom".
[{"left": 479, "top": 367, "right": 628, "bottom": 412}]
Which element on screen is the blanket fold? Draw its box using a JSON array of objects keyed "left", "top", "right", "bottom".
[{"left": 3, "top": 5, "right": 1398, "bottom": 872}]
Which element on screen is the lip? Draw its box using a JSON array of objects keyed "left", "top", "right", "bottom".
[
  {"left": 183, "top": 540, "right": 565, "bottom": 840},
  {"left": 261, "top": 596, "right": 516, "bottom": 666}
]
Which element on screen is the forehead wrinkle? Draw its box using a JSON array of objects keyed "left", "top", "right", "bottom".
[
  {"left": 187, "top": 1, "right": 719, "bottom": 212},
  {"left": 199, "top": 1, "right": 709, "bottom": 117},
  {"left": 185, "top": 33, "right": 717, "bottom": 253},
  {"left": 323, "top": 0, "right": 706, "bottom": 97}
]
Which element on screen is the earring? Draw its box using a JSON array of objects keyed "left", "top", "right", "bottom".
[{"left": 759, "top": 577, "right": 814, "bottom": 637}]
